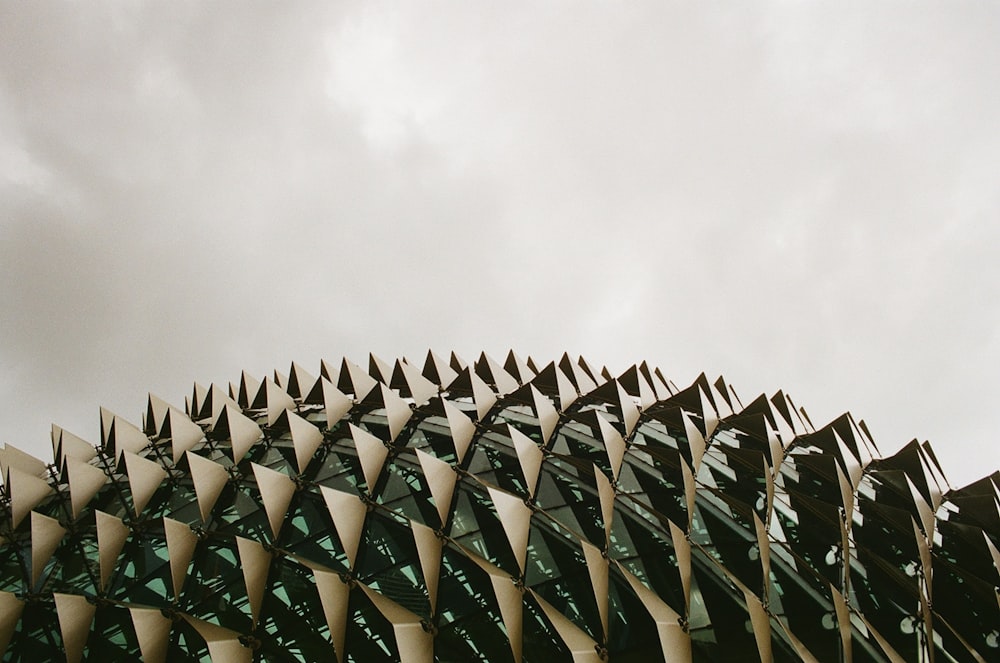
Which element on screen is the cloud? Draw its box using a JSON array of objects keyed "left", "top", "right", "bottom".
[{"left": 1, "top": 1, "right": 998, "bottom": 485}]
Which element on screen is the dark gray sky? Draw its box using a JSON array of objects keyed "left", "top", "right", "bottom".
[{"left": 2, "top": 2, "right": 998, "bottom": 486}]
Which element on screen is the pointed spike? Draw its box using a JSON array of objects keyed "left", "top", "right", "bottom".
[
  {"left": 251, "top": 463, "right": 296, "bottom": 539},
  {"left": 53, "top": 593, "right": 95, "bottom": 663},
  {"left": 96, "top": 511, "right": 129, "bottom": 592},
  {"left": 123, "top": 451, "right": 167, "bottom": 516}
]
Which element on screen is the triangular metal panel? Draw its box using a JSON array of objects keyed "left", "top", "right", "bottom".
[
  {"left": 580, "top": 539, "right": 609, "bottom": 640},
  {"left": 415, "top": 449, "right": 457, "bottom": 528},
  {"left": 186, "top": 452, "right": 230, "bottom": 523},
  {"left": 596, "top": 414, "right": 625, "bottom": 482},
  {"left": 164, "top": 517, "right": 198, "bottom": 600},
  {"left": 411, "top": 521, "right": 443, "bottom": 614},
  {"left": 338, "top": 358, "right": 378, "bottom": 400},
  {"left": 184, "top": 615, "right": 252, "bottom": 663},
  {"left": 286, "top": 410, "right": 324, "bottom": 474},
  {"left": 167, "top": 408, "right": 205, "bottom": 463},
  {"left": 394, "top": 359, "right": 438, "bottom": 406},
  {"left": 359, "top": 583, "right": 433, "bottom": 663},
  {"left": 321, "top": 379, "right": 354, "bottom": 430},
  {"left": 66, "top": 457, "right": 106, "bottom": 519},
  {"left": 7, "top": 467, "right": 53, "bottom": 528},
  {"left": 487, "top": 486, "right": 531, "bottom": 574},
  {"left": 217, "top": 404, "right": 263, "bottom": 463},
  {"left": 129, "top": 606, "right": 172, "bottom": 663},
  {"left": 251, "top": 463, "right": 296, "bottom": 539},
  {"left": 529, "top": 386, "right": 559, "bottom": 444},
  {"left": 123, "top": 451, "right": 167, "bottom": 516},
  {"left": 616, "top": 563, "right": 690, "bottom": 662},
  {"left": 313, "top": 568, "right": 350, "bottom": 663},
  {"left": 509, "top": 425, "right": 543, "bottom": 497},
  {"left": 31, "top": 511, "right": 65, "bottom": 586},
  {"left": 529, "top": 589, "right": 601, "bottom": 662},
  {"left": 237, "top": 536, "right": 271, "bottom": 627},
  {"left": 442, "top": 400, "right": 475, "bottom": 463},
  {"left": 0, "top": 591, "right": 24, "bottom": 658},
  {"left": 349, "top": 423, "right": 389, "bottom": 494},
  {"left": 422, "top": 350, "right": 458, "bottom": 389},
  {"left": 320, "top": 486, "right": 367, "bottom": 569},
  {"left": 95, "top": 511, "right": 129, "bottom": 592},
  {"left": 53, "top": 593, "right": 95, "bottom": 663},
  {"left": 0, "top": 443, "right": 47, "bottom": 480},
  {"left": 379, "top": 383, "right": 412, "bottom": 442}
]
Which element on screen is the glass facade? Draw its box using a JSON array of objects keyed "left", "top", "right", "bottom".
[{"left": 0, "top": 352, "right": 996, "bottom": 662}]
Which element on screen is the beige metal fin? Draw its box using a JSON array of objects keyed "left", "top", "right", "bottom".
[
  {"left": 487, "top": 487, "right": 531, "bottom": 574},
  {"left": 616, "top": 563, "right": 690, "bottom": 662},
  {"left": 615, "top": 381, "right": 640, "bottom": 436},
  {"left": 66, "top": 457, "right": 106, "bottom": 519},
  {"left": 681, "top": 411, "right": 705, "bottom": 473},
  {"left": 0, "top": 443, "right": 47, "bottom": 479},
  {"left": 349, "top": 424, "right": 388, "bottom": 493},
  {"left": 529, "top": 386, "right": 559, "bottom": 444},
  {"left": 263, "top": 379, "right": 296, "bottom": 426},
  {"left": 339, "top": 358, "right": 378, "bottom": 400},
  {"left": 7, "top": 467, "right": 53, "bottom": 528},
  {"left": 321, "top": 379, "right": 353, "bottom": 429},
  {"left": 509, "top": 425, "right": 543, "bottom": 497},
  {"left": 411, "top": 521, "right": 443, "bottom": 613},
  {"left": 0, "top": 591, "right": 24, "bottom": 657},
  {"left": 146, "top": 393, "right": 172, "bottom": 434},
  {"left": 396, "top": 359, "right": 438, "bottom": 406},
  {"left": 163, "top": 517, "right": 198, "bottom": 600},
  {"left": 581, "top": 539, "right": 609, "bottom": 640},
  {"left": 464, "top": 552, "right": 523, "bottom": 663},
  {"left": 54, "top": 593, "right": 95, "bottom": 663},
  {"left": 668, "top": 520, "right": 691, "bottom": 613},
  {"left": 830, "top": 585, "right": 853, "bottom": 663},
  {"left": 109, "top": 413, "right": 150, "bottom": 461},
  {"left": 313, "top": 568, "right": 350, "bottom": 662},
  {"left": 442, "top": 401, "right": 475, "bottom": 462},
  {"left": 55, "top": 428, "right": 97, "bottom": 466},
  {"left": 681, "top": 460, "right": 696, "bottom": 531},
  {"left": 379, "top": 383, "right": 412, "bottom": 442},
  {"left": 596, "top": 415, "right": 625, "bottom": 482},
  {"left": 320, "top": 486, "right": 367, "bottom": 569},
  {"left": 251, "top": 464, "right": 296, "bottom": 539},
  {"left": 415, "top": 450, "right": 456, "bottom": 528},
  {"left": 744, "top": 590, "right": 772, "bottom": 663},
  {"left": 359, "top": 583, "right": 433, "bottom": 663},
  {"left": 554, "top": 364, "right": 579, "bottom": 411},
  {"left": 237, "top": 536, "right": 271, "bottom": 627},
  {"left": 469, "top": 370, "right": 497, "bottom": 420},
  {"left": 593, "top": 466, "right": 615, "bottom": 550},
  {"left": 218, "top": 404, "right": 263, "bottom": 463},
  {"left": 286, "top": 361, "right": 317, "bottom": 400},
  {"left": 123, "top": 451, "right": 166, "bottom": 516},
  {"left": 186, "top": 452, "right": 229, "bottom": 523},
  {"left": 95, "top": 511, "right": 129, "bottom": 592},
  {"left": 31, "top": 510, "right": 65, "bottom": 586},
  {"left": 183, "top": 615, "right": 252, "bottom": 663},
  {"left": 129, "top": 606, "right": 172, "bottom": 663},
  {"left": 287, "top": 411, "right": 324, "bottom": 474},
  {"left": 529, "top": 589, "right": 601, "bottom": 663},
  {"left": 167, "top": 409, "right": 205, "bottom": 463}
]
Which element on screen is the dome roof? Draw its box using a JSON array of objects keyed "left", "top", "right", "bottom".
[{"left": 0, "top": 352, "right": 996, "bottom": 661}]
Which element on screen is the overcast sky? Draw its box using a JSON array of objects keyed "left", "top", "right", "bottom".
[{"left": 2, "top": 2, "right": 998, "bottom": 487}]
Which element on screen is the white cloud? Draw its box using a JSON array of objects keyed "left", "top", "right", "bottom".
[{"left": 1, "top": 1, "right": 997, "bottom": 485}]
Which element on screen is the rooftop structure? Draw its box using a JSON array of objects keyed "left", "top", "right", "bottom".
[{"left": 0, "top": 352, "right": 996, "bottom": 661}]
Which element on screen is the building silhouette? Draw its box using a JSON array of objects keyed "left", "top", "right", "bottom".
[{"left": 0, "top": 352, "right": 996, "bottom": 661}]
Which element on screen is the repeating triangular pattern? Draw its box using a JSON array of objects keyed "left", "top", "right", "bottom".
[{"left": 0, "top": 351, "right": 997, "bottom": 662}]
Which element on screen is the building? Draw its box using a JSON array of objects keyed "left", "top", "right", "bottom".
[{"left": 0, "top": 352, "right": 996, "bottom": 661}]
